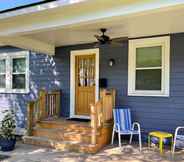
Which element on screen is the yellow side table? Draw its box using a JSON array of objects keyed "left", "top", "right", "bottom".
[{"left": 148, "top": 131, "right": 173, "bottom": 154}]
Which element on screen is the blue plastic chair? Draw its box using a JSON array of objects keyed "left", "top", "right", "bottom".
[{"left": 111, "top": 108, "right": 142, "bottom": 151}]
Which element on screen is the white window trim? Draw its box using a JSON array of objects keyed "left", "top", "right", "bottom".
[
  {"left": 0, "top": 51, "right": 29, "bottom": 94},
  {"left": 128, "top": 36, "right": 170, "bottom": 97},
  {"left": 0, "top": 56, "right": 7, "bottom": 93}
]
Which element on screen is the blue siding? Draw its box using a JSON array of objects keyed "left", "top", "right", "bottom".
[
  {"left": 0, "top": 47, "right": 62, "bottom": 132},
  {"left": 56, "top": 33, "right": 184, "bottom": 133},
  {"left": 1, "top": 33, "right": 184, "bottom": 133}
]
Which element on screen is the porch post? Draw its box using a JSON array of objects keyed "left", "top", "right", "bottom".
[
  {"left": 27, "top": 101, "right": 34, "bottom": 136},
  {"left": 90, "top": 104, "right": 97, "bottom": 145},
  {"left": 39, "top": 90, "right": 47, "bottom": 119}
]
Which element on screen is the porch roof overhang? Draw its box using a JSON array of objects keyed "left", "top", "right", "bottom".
[{"left": 0, "top": 0, "right": 184, "bottom": 55}]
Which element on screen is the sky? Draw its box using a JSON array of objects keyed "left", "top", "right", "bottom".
[{"left": 0, "top": 0, "right": 44, "bottom": 11}]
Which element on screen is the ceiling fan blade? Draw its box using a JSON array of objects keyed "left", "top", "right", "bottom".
[
  {"left": 93, "top": 42, "right": 100, "bottom": 48},
  {"left": 112, "top": 37, "right": 128, "bottom": 42},
  {"left": 108, "top": 37, "right": 128, "bottom": 46},
  {"left": 94, "top": 34, "right": 99, "bottom": 39},
  {"left": 94, "top": 34, "right": 103, "bottom": 41},
  {"left": 109, "top": 41, "right": 122, "bottom": 47}
]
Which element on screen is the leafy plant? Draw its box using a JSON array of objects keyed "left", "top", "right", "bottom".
[{"left": 0, "top": 110, "right": 16, "bottom": 140}]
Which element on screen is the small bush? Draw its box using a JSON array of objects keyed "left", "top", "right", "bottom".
[{"left": 0, "top": 110, "right": 16, "bottom": 140}]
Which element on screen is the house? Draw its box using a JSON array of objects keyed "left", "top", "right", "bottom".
[{"left": 0, "top": 0, "right": 184, "bottom": 152}]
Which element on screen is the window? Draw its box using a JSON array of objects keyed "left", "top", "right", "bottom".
[
  {"left": 128, "top": 36, "right": 170, "bottom": 97},
  {"left": 0, "top": 51, "right": 29, "bottom": 93}
]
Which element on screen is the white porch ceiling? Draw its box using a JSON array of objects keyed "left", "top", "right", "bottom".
[
  {"left": 0, "top": 0, "right": 184, "bottom": 53},
  {"left": 25, "top": 3, "right": 184, "bottom": 47}
]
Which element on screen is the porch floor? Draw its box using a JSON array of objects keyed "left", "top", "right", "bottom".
[
  {"left": 1, "top": 141, "right": 183, "bottom": 162},
  {"left": 42, "top": 117, "right": 90, "bottom": 126}
]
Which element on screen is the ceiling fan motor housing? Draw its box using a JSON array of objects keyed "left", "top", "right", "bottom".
[{"left": 100, "top": 28, "right": 107, "bottom": 34}]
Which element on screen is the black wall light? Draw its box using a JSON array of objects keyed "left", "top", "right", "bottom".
[{"left": 108, "top": 58, "right": 115, "bottom": 67}]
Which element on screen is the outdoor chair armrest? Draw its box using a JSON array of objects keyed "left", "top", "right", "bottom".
[
  {"left": 174, "top": 126, "right": 184, "bottom": 137},
  {"left": 132, "top": 122, "right": 141, "bottom": 131}
]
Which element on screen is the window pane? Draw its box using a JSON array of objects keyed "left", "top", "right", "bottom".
[
  {"left": 0, "top": 75, "right": 5, "bottom": 88},
  {"left": 136, "top": 46, "right": 162, "bottom": 68},
  {"left": 12, "top": 74, "right": 25, "bottom": 89},
  {"left": 13, "top": 58, "right": 26, "bottom": 73},
  {"left": 0, "top": 60, "right": 5, "bottom": 73},
  {"left": 136, "top": 69, "right": 161, "bottom": 90}
]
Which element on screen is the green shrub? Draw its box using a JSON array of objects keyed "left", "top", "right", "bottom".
[{"left": 0, "top": 110, "right": 16, "bottom": 140}]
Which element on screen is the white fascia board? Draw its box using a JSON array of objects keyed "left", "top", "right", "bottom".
[
  {"left": 0, "top": 36, "right": 55, "bottom": 55},
  {"left": 0, "top": 0, "right": 87, "bottom": 20}
]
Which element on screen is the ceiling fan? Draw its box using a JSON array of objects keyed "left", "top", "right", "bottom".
[{"left": 94, "top": 28, "right": 127, "bottom": 47}]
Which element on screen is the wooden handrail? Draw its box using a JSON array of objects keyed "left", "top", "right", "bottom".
[
  {"left": 90, "top": 89, "right": 116, "bottom": 145},
  {"left": 27, "top": 90, "right": 61, "bottom": 135}
]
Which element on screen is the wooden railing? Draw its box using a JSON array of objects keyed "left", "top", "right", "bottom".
[
  {"left": 90, "top": 89, "right": 116, "bottom": 145},
  {"left": 100, "top": 89, "right": 116, "bottom": 123},
  {"left": 46, "top": 91, "right": 61, "bottom": 119},
  {"left": 27, "top": 90, "right": 61, "bottom": 135}
]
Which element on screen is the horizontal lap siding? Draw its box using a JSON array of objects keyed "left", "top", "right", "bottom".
[
  {"left": 0, "top": 47, "right": 62, "bottom": 132},
  {"left": 56, "top": 33, "right": 184, "bottom": 133},
  {"left": 54, "top": 48, "right": 70, "bottom": 117},
  {"left": 126, "top": 33, "right": 184, "bottom": 133},
  {"left": 0, "top": 32, "right": 183, "bottom": 133},
  {"left": 102, "top": 34, "right": 184, "bottom": 133}
]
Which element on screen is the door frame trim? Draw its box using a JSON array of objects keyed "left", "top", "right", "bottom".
[{"left": 70, "top": 48, "right": 99, "bottom": 119}]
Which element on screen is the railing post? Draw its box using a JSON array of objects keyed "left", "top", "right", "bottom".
[
  {"left": 55, "top": 91, "right": 61, "bottom": 118},
  {"left": 90, "top": 89, "right": 116, "bottom": 146},
  {"left": 39, "top": 89, "right": 47, "bottom": 119},
  {"left": 27, "top": 101, "right": 34, "bottom": 136},
  {"left": 97, "top": 100, "right": 103, "bottom": 127},
  {"left": 100, "top": 89, "right": 116, "bottom": 123},
  {"left": 112, "top": 89, "right": 116, "bottom": 108},
  {"left": 90, "top": 104, "right": 97, "bottom": 145}
]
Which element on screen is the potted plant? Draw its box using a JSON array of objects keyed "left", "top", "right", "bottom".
[{"left": 0, "top": 110, "right": 16, "bottom": 151}]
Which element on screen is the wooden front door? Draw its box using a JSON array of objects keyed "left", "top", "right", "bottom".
[{"left": 75, "top": 54, "right": 96, "bottom": 116}]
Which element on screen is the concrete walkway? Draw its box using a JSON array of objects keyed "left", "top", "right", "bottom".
[{"left": 0, "top": 142, "right": 184, "bottom": 162}]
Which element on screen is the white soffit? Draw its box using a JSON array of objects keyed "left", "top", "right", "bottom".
[
  {"left": 25, "top": 3, "right": 184, "bottom": 47},
  {"left": 0, "top": 0, "right": 184, "bottom": 37},
  {"left": 0, "top": 36, "right": 55, "bottom": 55},
  {"left": 0, "top": 0, "right": 184, "bottom": 48}
]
